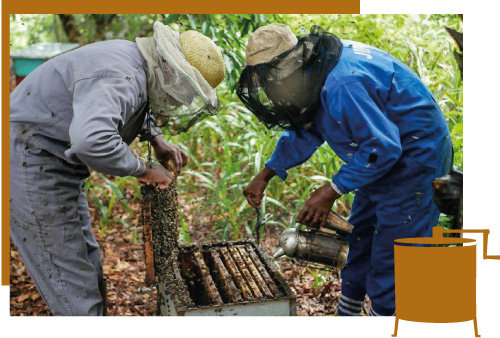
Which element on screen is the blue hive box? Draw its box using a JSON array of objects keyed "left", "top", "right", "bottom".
[{"left": 10, "top": 42, "right": 79, "bottom": 78}]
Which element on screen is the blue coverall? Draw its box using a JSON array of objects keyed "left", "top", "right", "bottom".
[{"left": 265, "top": 40, "right": 453, "bottom": 316}]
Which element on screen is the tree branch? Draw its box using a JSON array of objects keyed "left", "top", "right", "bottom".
[{"left": 58, "top": 14, "right": 83, "bottom": 44}]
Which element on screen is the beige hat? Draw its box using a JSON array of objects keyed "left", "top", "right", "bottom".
[
  {"left": 179, "top": 30, "right": 225, "bottom": 88},
  {"left": 246, "top": 23, "right": 298, "bottom": 66}
]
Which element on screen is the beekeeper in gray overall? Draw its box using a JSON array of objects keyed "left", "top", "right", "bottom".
[{"left": 10, "top": 21, "right": 225, "bottom": 316}]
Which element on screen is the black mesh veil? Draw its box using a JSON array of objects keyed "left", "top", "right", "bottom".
[{"left": 237, "top": 26, "right": 343, "bottom": 131}]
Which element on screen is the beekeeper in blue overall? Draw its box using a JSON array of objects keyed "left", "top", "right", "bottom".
[
  {"left": 238, "top": 24, "right": 453, "bottom": 316},
  {"left": 10, "top": 21, "right": 225, "bottom": 316}
]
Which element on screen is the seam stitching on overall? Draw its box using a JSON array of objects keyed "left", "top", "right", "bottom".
[
  {"left": 33, "top": 111, "right": 73, "bottom": 134},
  {"left": 22, "top": 136, "right": 75, "bottom": 316}
]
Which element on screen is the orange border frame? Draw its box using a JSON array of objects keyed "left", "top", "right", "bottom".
[{"left": 1, "top": 3, "right": 360, "bottom": 285}]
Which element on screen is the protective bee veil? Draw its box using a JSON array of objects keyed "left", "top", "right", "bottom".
[{"left": 237, "top": 26, "right": 343, "bottom": 131}]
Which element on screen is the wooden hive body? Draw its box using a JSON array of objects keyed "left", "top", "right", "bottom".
[{"left": 141, "top": 184, "right": 296, "bottom": 316}]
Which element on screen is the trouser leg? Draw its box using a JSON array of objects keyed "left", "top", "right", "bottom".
[
  {"left": 78, "top": 183, "right": 107, "bottom": 315},
  {"left": 338, "top": 190, "right": 377, "bottom": 316},
  {"left": 367, "top": 163, "right": 440, "bottom": 316},
  {"left": 367, "top": 196, "right": 438, "bottom": 316},
  {"left": 340, "top": 137, "right": 453, "bottom": 316},
  {"left": 10, "top": 133, "right": 103, "bottom": 316}
]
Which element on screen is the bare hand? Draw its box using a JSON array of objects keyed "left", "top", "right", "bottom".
[
  {"left": 297, "top": 183, "right": 341, "bottom": 228},
  {"left": 137, "top": 162, "right": 174, "bottom": 189},
  {"left": 243, "top": 167, "right": 276, "bottom": 208},
  {"left": 151, "top": 135, "right": 189, "bottom": 176}
]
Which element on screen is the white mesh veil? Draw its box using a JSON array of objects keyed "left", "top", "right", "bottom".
[{"left": 136, "top": 22, "right": 219, "bottom": 134}]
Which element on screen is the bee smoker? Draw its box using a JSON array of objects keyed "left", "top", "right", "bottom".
[{"left": 272, "top": 211, "right": 353, "bottom": 269}]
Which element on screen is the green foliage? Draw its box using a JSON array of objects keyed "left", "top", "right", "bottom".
[
  {"left": 10, "top": 14, "right": 62, "bottom": 48},
  {"left": 10, "top": 14, "right": 463, "bottom": 241},
  {"left": 179, "top": 217, "right": 192, "bottom": 244},
  {"left": 11, "top": 14, "right": 162, "bottom": 47},
  {"left": 306, "top": 267, "right": 331, "bottom": 293},
  {"left": 87, "top": 174, "right": 141, "bottom": 242}
]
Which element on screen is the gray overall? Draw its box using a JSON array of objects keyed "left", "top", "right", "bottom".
[{"left": 10, "top": 40, "right": 160, "bottom": 315}]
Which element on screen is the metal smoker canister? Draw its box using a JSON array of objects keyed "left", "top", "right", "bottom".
[
  {"left": 273, "top": 228, "right": 349, "bottom": 269},
  {"left": 392, "top": 226, "right": 500, "bottom": 337}
]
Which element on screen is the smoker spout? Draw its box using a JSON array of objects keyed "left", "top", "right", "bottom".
[{"left": 273, "top": 247, "right": 286, "bottom": 259}]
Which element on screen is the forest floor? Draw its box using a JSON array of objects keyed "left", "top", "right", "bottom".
[{"left": 10, "top": 174, "right": 370, "bottom": 316}]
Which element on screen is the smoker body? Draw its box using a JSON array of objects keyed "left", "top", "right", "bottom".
[
  {"left": 273, "top": 211, "right": 352, "bottom": 269},
  {"left": 158, "top": 241, "right": 296, "bottom": 316},
  {"left": 274, "top": 228, "right": 349, "bottom": 268}
]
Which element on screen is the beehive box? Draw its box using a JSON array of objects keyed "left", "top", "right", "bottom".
[
  {"left": 10, "top": 43, "right": 79, "bottom": 83},
  {"left": 141, "top": 183, "right": 296, "bottom": 316},
  {"left": 159, "top": 241, "right": 296, "bottom": 316}
]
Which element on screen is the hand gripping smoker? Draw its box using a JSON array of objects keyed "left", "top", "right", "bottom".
[{"left": 272, "top": 211, "right": 353, "bottom": 269}]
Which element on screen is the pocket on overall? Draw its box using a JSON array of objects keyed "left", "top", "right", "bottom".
[
  {"left": 372, "top": 153, "right": 437, "bottom": 227},
  {"left": 23, "top": 145, "right": 85, "bottom": 225}
]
